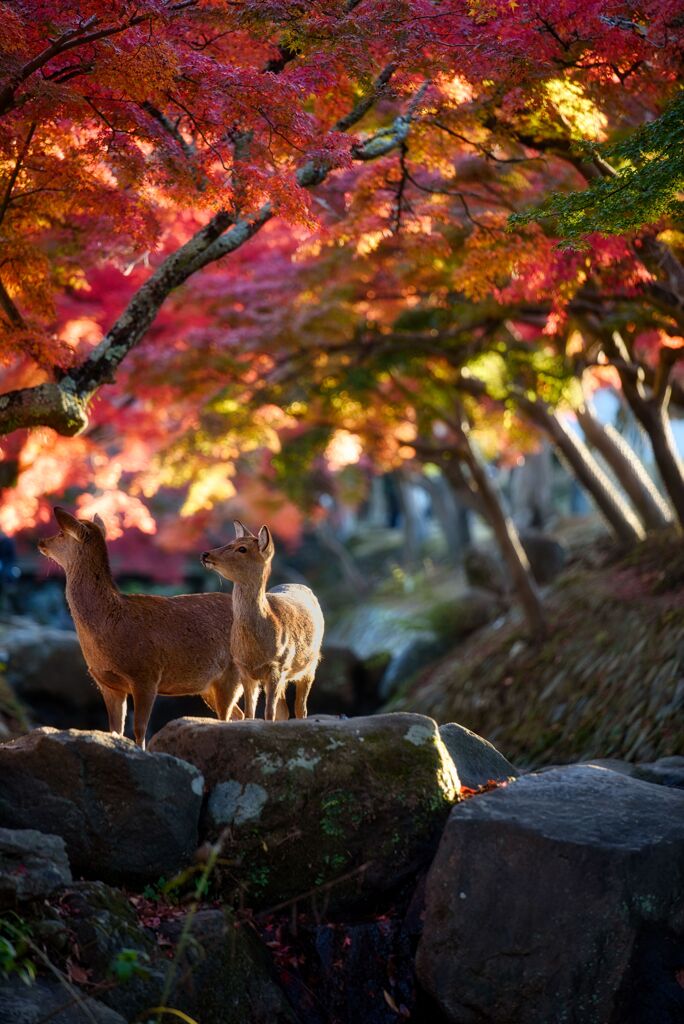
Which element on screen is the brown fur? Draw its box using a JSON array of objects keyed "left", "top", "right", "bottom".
[
  {"left": 201, "top": 521, "right": 324, "bottom": 721},
  {"left": 38, "top": 507, "right": 243, "bottom": 748}
]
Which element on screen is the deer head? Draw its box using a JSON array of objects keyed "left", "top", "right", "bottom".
[
  {"left": 38, "top": 507, "right": 108, "bottom": 572},
  {"left": 201, "top": 520, "right": 274, "bottom": 585}
]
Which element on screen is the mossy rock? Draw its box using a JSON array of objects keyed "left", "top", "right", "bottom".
[{"left": 150, "top": 713, "right": 460, "bottom": 912}]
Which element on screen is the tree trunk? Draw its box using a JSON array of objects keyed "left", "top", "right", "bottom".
[
  {"left": 575, "top": 399, "right": 673, "bottom": 530},
  {"left": 608, "top": 372, "right": 684, "bottom": 528},
  {"left": 587, "top": 329, "right": 684, "bottom": 528},
  {"left": 458, "top": 434, "right": 547, "bottom": 639},
  {"left": 516, "top": 396, "right": 645, "bottom": 546},
  {"left": 637, "top": 401, "right": 684, "bottom": 527}
]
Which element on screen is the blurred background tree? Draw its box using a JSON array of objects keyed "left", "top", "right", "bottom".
[{"left": 0, "top": 2, "right": 683, "bottom": 736}]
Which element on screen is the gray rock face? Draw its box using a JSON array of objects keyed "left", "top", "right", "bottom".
[
  {"left": 0, "top": 978, "right": 126, "bottom": 1024},
  {"left": 540, "top": 756, "right": 684, "bottom": 791},
  {"left": 438, "top": 722, "right": 519, "bottom": 789},
  {"left": 1, "top": 618, "right": 96, "bottom": 712},
  {"left": 0, "top": 729, "right": 204, "bottom": 882},
  {"left": 0, "top": 827, "right": 71, "bottom": 907},
  {"left": 633, "top": 756, "right": 684, "bottom": 790},
  {"left": 416, "top": 765, "right": 684, "bottom": 1024},
  {"left": 150, "top": 713, "right": 460, "bottom": 910}
]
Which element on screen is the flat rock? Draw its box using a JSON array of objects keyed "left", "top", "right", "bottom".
[
  {"left": 438, "top": 722, "right": 519, "bottom": 789},
  {"left": 416, "top": 765, "right": 684, "bottom": 1024},
  {"left": 0, "top": 827, "right": 71, "bottom": 907},
  {"left": 0, "top": 729, "right": 203, "bottom": 883},
  {"left": 150, "top": 713, "right": 460, "bottom": 910}
]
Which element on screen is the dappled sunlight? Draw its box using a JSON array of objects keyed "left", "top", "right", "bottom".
[
  {"left": 325, "top": 430, "right": 363, "bottom": 471},
  {"left": 1, "top": 4, "right": 683, "bottom": 1022},
  {"left": 545, "top": 79, "right": 608, "bottom": 141},
  {"left": 76, "top": 491, "right": 157, "bottom": 538}
]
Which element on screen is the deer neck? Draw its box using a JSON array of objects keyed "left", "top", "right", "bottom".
[
  {"left": 231, "top": 577, "right": 270, "bottom": 626},
  {"left": 65, "top": 555, "right": 120, "bottom": 632}
]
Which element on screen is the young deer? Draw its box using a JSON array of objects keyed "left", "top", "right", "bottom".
[
  {"left": 38, "top": 507, "right": 243, "bottom": 748},
  {"left": 201, "top": 521, "right": 324, "bottom": 721}
]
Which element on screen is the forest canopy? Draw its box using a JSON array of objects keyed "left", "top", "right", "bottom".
[{"left": 0, "top": 0, "right": 683, "bottom": 574}]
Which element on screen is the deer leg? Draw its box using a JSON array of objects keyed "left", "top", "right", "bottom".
[
  {"left": 294, "top": 675, "right": 315, "bottom": 720},
  {"left": 242, "top": 675, "right": 260, "bottom": 720},
  {"left": 99, "top": 685, "right": 127, "bottom": 735},
  {"left": 132, "top": 685, "right": 157, "bottom": 749},
  {"left": 264, "top": 668, "right": 287, "bottom": 722},
  {"left": 201, "top": 688, "right": 217, "bottom": 715},
  {"left": 275, "top": 694, "right": 290, "bottom": 720},
  {"left": 210, "top": 670, "right": 244, "bottom": 722}
]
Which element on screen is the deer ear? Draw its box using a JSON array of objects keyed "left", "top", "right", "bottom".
[
  {"left": 54, "top": 506, "right": 87, "bottom": 543},
  {"left": 92, "top": 513, "right": 106, "bottom": 536},
  {"left": 258, "top": 526, "right": 273, "bottom": 554},
  {"left": 233, "top": 520, "right": 254, "bottom": 539}
]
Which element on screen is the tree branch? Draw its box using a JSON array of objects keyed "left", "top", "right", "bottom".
[
  {"left": 0, "top": 121, "right": 36, "bottom": 230},
  {"left": 0, "top": 81, "right": 427, "bottom": 436},
  {"left": 0, "top": 277, "right": 26, "bottom": 328},
  {"left": 0, "top": 3, "right": 197, "bottom": 118}
]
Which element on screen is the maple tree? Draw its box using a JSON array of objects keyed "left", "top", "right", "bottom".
[{"left": 1, "top": 0, "right": 684, "bottom": 620}]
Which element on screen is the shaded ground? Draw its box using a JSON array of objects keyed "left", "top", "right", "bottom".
[{"left": 388, "top": 531, "right": 684, "bottom": 767}]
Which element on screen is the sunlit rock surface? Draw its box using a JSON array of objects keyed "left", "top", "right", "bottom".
[
  {"left": 439, "top": 722, "right": 519, "bottom": 789},
  {"left": 150, "top": 712, "right": 460, "bottom": 910}
]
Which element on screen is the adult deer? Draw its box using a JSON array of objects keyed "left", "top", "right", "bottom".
[
  {"left": 39, "top": 507, "right": 243, "bottom": 747},
  {"left": 201, "top": 521, "right": 324, "bottom": 721}
]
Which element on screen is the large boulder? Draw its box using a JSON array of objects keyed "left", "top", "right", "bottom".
[
  {"left": 0, "top": 729, "right": 203, "bottom": 883},
  {"left": 0, "top": 827, "right": 71, "bottom": 908},
  {"left": 0, "top": 979, "right": 126, "bottom": 1024},
  {"left": 58, "top": 882, "right": 297, "bottom": 1024},
  {"left": 150, "top": 713, "right": 460, "bottom": 910},
  {"left": 439, "top": 722, "right": 519, "bottom": 790},
  {"left": 416, "top": 765, "right": 684, "bottom": 1024}
]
